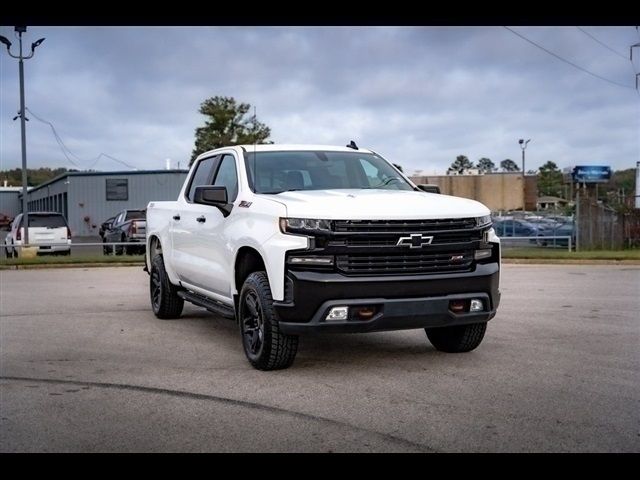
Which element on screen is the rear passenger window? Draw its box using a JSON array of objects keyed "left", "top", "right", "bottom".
[{"left": 187, "top": 156, "right": 218, "bottom": 202}]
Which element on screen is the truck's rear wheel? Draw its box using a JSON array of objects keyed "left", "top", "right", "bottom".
[
  {"left": 150, "top": 254, "right": 184, "bottom": 319},
  {"left": 239, "top": 271, "right": 298, "bottom": 370},
  {"left": 425, "top": 322, "right": 487, "bottom": 353}
]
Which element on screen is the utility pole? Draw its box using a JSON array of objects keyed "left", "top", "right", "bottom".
[
  {"left": 633, "top": 42, "right": 640, "bottom": 209},
  {"left": 0, "top": 27, "right": 45, "bottom": 246}
]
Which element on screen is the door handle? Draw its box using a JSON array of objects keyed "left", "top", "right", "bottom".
[
  {"left": 196, "top": 216, "right": 206, "bottom": 223},
  {"left": 173, "top": 214, "right": 181, "bottom": 221}
]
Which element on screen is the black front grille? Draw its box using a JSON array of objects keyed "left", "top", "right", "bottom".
[
  {"left": 336, "top": 251, "right": 473, "bottom": 275},
  {"left": 334, "top": 218, "right": 477, "bottom": 233},
  {"left": 331, "top": 229, "right": 482, "bottom": 248}
]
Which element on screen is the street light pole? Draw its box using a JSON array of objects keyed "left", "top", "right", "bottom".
[
  {"left": 519, "top": 138, "right": 531, "bottom": 174},
  {"left": 0, "top": 27, "right": 45, "bottom": 246},
  {"left": 518, "top": 138, "right": 531, "bottom": 211}
]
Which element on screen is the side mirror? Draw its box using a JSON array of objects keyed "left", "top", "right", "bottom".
[
  {"left": 194, "top": 186, "right": 232, "bottom": 217},
  {"left": 194, "top": 185, "right": 228, "bottom": 205},
  {"left": 417, "top": 184, "right": 441, "bottom": 194}
]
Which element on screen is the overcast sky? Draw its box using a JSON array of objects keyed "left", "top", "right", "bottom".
[{"left": 1, "top": 26, "right": 638, "bottom": 176}]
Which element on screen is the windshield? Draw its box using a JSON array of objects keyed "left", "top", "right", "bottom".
[{"left": 244, "top": 150, "right": 414, "bottom": 194}]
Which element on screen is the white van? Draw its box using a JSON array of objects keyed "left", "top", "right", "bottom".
[{"left": 4, "top": 212, "right": 72, "bottom": 257}]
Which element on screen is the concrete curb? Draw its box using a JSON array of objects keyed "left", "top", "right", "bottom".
[{"left": 502, "top": 258, "right": 640, "bottom": 265}]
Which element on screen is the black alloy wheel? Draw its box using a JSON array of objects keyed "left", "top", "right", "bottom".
[{"left": 241, "top": 291, "right": 265, "bottom": 359}]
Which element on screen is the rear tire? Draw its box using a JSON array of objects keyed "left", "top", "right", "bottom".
[
  {"left": 425, "top": 322, "right": 487, "bottom": 353},
  {"left": 150, "top": 254, "right": 184, "bottom": 319},
  {"left": 239, "top": 271, "right": 298, "bottom": 370}
]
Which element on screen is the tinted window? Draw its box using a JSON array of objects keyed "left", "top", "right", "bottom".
[
  {"left": 213, "top": 154, "right": 238, "bottom": 202},
  {"left": 125, "top": 210, "right": 145, "bottom": 221},
  {"left": 28, "top": 214, "right": 67, "bottom": 228},
  {"left": 187, "top": 157, "right": 217, "bottom": 201}
]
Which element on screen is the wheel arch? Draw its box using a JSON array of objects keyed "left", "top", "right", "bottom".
[{"left": 233, "top": 246, "right": 267, "bottom": 313}]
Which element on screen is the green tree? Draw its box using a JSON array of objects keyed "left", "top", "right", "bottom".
[
  {"left": 0, "top": 167, "right": 74, "bottom": 187},
  {"left": 477, "top": 157, "right": 496, "bottom": 174},
  {"left": 447, "top": 155, "right": 474, "bottom": 174},
  {"left": 500, "top": 159, "right": 520, "bottom": 172},
  {"left": 190, "top": 96, "right": 272, "bottom": 164},
  {"left": 537, "top": 161, "right": 563, "bottom": 197}
]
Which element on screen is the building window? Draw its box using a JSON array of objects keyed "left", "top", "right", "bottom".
[{"left": 106, "top": 179, "right": 128, "bottom": 201}]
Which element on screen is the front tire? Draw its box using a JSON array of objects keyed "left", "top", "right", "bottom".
[
  {"left": 239, "top": 271, "right": 298, "bottom": 370},
  {"left": 103, "top": 238, "right": 111, "bottom": 255},
  {"left": 425, "top": 322, "right": 487, "bottom": 353},
  {"left": 150, "top": 254, "right": 184, "bottom": 319}
]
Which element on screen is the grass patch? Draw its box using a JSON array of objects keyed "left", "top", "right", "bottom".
[
  {"left": 0, "top": 254, "right": 145, "bottom": 266},
  {"left": 502, "top": 248, "right": 640, "bottom": 260}
]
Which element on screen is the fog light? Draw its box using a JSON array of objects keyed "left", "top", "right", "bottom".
[
  {"left": 326, "top": 306, "right": 348, "bottom": 321},
  {"left": 470, "top": 299, "right": 484, "bottom": 312}
]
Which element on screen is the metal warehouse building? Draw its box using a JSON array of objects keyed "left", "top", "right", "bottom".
[
  {"left": 0, "top": 186, "right": 27, "bottom": 218},
  {"left": 20, "top": 170, "right": 188, "bottom": 237}
]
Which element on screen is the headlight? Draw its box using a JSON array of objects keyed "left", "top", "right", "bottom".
[
  {"left": 475, "top": 215, "right": 492, "bottom": 227},
  {"left": 279, "top": 218, "right": 332, "bottom": 234}
]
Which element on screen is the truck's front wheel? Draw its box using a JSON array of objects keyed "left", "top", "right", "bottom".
[
  {"left": 150, "top": 254, "right": 184, "bottom": 319},
  {"left": 239, "top": 272, "right": 298, "bottom": 370},
  {"left": 425, "top": 322, "right": 487, "bottom": 353}
]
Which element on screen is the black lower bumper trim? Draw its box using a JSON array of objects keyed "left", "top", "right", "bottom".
[
  {"left": 274, "top": 263, "right": 500, "bottom": 334},
  {"left": 278, "top": 293, "right": 496, "bottom": 334}
]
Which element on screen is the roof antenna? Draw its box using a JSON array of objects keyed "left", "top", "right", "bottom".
[{"left": 346, "top": 140, "right": 358, "bottom": 150}]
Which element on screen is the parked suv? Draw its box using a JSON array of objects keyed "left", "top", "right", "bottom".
[{"left": 4, "top": 212, "right": 72, "bottom": 257}]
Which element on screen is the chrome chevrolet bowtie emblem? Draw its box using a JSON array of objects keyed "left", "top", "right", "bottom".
[{"left": 397, "top": 234, "right": 434, "bottom": 248}]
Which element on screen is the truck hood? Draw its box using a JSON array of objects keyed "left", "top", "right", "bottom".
[{"left": 265, "top": 189, "right": 490, "bottom": 220}]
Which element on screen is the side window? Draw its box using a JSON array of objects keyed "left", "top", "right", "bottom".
[
  {"left": 187, "top": 156, "right": 218, "bottom": 202},
  {"left": 212, "top": 154, "right": 239, "bottom": 202}
]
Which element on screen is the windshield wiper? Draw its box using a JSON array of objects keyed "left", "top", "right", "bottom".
[
  {"left": 262, "top": 189, "right": 305, "bottom": 194},
  {"left": 364, "top": 177, "right": 403, "bottom": 189}
]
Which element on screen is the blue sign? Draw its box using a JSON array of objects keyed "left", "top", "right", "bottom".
[{"left": 572, "top": 165, "right": 611, "bottom": 183}]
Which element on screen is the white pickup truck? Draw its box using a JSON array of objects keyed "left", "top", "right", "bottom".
[{"left": 145, "top": 144, "right": 501, "bottom": 370}]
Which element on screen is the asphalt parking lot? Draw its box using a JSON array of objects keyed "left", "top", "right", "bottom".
[{"left": 1, "top": 264, "right": 638, "bottom": 452}]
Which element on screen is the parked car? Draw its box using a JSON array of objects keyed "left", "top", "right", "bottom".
[
  {"left": 98, "top": 216, "right": 116, "bottom": 240},
  {"left": 536, "top": 222, "right": 575, "bottom": 248},
  {"left": 4, "top": 212, "right": 72, "bottom": 257},
  {"left": 102, "top": 209, "right": 146, "bottom": 255},
  {"left": 492, "top": 219, "right": 541, "bottom": 238}
]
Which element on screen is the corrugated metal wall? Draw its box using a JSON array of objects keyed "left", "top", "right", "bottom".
[
  {"left": 26, "top": 172, "right": 188, "bottom": 236},
  {"left": 0, "top": 190, "right": 22, "bottom": 218}
]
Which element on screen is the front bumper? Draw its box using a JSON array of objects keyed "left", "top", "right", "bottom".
[{"left": 274, "top": 262, "right": 500, "bottom": 334}]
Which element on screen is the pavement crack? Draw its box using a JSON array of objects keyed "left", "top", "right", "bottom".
[{"left": 0, "top": 375, "right": 436, "bottom": 452}]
